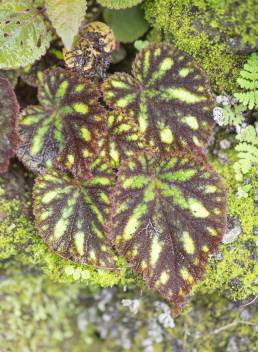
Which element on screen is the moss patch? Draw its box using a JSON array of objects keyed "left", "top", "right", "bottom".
[
  {"left": 144, "top": 0, "right": 258, "bottom": 93},
  {"left": 194, "top": 152, "right": 258, "bottom": 300}
]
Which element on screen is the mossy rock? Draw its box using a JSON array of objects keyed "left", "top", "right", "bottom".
[{"left": 143, "top": 0, "right": 258, "bottom": 93}]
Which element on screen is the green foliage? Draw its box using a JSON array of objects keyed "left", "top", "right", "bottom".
[
  {"left": 109, "top": 151, "right": 226, "bottom": 316},
  {"left": 97, "top": 0, "right": 143, "bottom": 9},
  {"left": 103, "top": 43, "right": 215, "bottom": 151},
  {"left": 0, "top": 0, "right": 51, "bottom": 69},
  {"left": 233, "top": 126, "right": 258, "bottom": 181},
  {"left": 33, "top": 161, "right": 116, "bottom": 269},
  {"left": 144, "top": 0, "right": 258, "bottom": 92},
  {"left": 0, "top": 77, "right": 19, "bottom": 173},
  {"left": 134, "top": 40, "right": 150, "bottom": 51},
  {"left": 45, "top": 0, "right": 87, "bottom": 51},
  {"left": 15, "top": 42, "right": 227, "bottom": 314},
  {"left": 103, "top": 5, "right": 149, "bottom": 43},
  {"left": 17, "top": 68, "right": 106, "bottom": 178},
  {"left": 217, "top": 104, "right": 245, "bottom": 127},
  {"left": 234, "top": 53, "right": 258, "bottom": 110}
]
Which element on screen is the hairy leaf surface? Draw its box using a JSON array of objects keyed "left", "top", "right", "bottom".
[
  {"left": 0, "top": 0, "right": 51, "bottom": 69},
  {"left": 100, "top": 110, "right": 143, "bottom": 167},
  {"left": 109, "top": 152, "right": 226, "bottom": 315},
  {"left": 103, "top": 43, "right": 215, "bottom": 150},
  {"left": 17, "top": 68, "right": 106, "bottom": 178},
  {"left": 33, "top": 160, "right": 116, "bottom": 269},
  {"left": 0, "top": 77, "right": 19, "bottom": 173},
  {"left": 45, "top": 0, "right": 87, "bottom": 50}
]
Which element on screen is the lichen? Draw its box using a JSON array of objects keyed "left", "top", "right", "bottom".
[{"left": 144, "top": 0, "right": 258, "bottom": 93}]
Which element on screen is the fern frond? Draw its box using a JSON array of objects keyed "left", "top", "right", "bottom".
[
  {"left": 234, "top": 53, "right": 258, "bottom": 110},
  {"left": 234, "top": 126, "right": 258, "bottom": 180},
  {"left": 219, "top": 104, "right": 245, "bottom": 127}
]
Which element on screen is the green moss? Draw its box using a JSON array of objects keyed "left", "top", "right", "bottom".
[
  {"left": 0, "top": 275, "right": 81, "bottom": 352},
  {"left": 144, "top": 0, "right": 258, "bottom": 93}
]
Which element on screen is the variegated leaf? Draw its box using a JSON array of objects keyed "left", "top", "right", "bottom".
[
  {"left": 108, "top": 151, "right": 226, "bottom": 316},
  {"left": 17, "top": 68, "right": 106, "bottom": 178},
  {"left": 102, "top": 43, "right": 215, "bottom": 151},
  {"left": 33, "top": 159, "right": 116, "bottom": 269}
]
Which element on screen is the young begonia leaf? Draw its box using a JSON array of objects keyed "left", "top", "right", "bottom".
[
  {"left": 100, "top": 110, "right": 144, "bottom": 167},
  {"left": 64, "top": 22, "right": 116, "bottom": 79},
  {"left": 33, "top": 159, "right": 116, "bottom": 269},
  {"left": 0, "top": 0, "right": 51, "bottom": 69},
  {"left": 108, "top": 151, "right": 226, "bottom": 316},
  {"left": 17, "top": 68, "right": 106, "bottom": 178},
  {"left": 0, "top": 77, "right": 19, "bottom": 173},
  {"left": 102, "top": 43, "right": 215, "bottom": 151}
]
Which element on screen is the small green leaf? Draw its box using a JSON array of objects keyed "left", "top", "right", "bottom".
[
  {"left": 33, "top": 159, "right": 116, "bottom": 269},
  {"left": 217, "top": 104, "right": 245, "bottom": 127},
  {"left": 18, "top": 68, "right": 106, "bottom": 178},
  {"left": 102, "top": 43, "right": 215, "bottom": 151},
  {"left": 45, "top": 0, "right": 87, "bottom": 50},
  {"left": 0, "top": 0, "right": 51, "bottom": 69},
  {"left": 97, "top": 0, "right": 143, "bottom": 9},
  {"left": 100, "top": 110, "right": 144, "bottom": 167},
  {"left": 0, "top": 76, "right": 19, "bottom": 173},
  {"left": 234, "top": 126, "right": 258, "bottom": 181},
  {"left": 234, "top": 53, "right": 258, "bottom": 110},
  {"left": 108, "top": 151, "right": 226, "bottom": 316},
  {"left": 103, "top": 5, "right": 149, "bottom": 43},
  {"left": 134, "top": 40, "right": 150, "bottom": 51}
]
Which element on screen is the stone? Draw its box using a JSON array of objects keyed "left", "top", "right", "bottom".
[
  {"left": 220, "top": 139, "right": 231, "bottom": 150},
  {"left": 223, "top": 218, "right": 242, "bottom": 244}
]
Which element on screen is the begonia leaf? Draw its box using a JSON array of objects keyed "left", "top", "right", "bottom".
[
  {"left": 102, "top": 43, "right": 215, "bottom": 151},
  {"left": 33, "top": 159, "right": 116, "bottom": 269},
  {"left": 17, "top": 68, "right": 106, "bottom": 178},
  {"left": 108, "top": 151, "right": 226, "bottom": 316}
]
